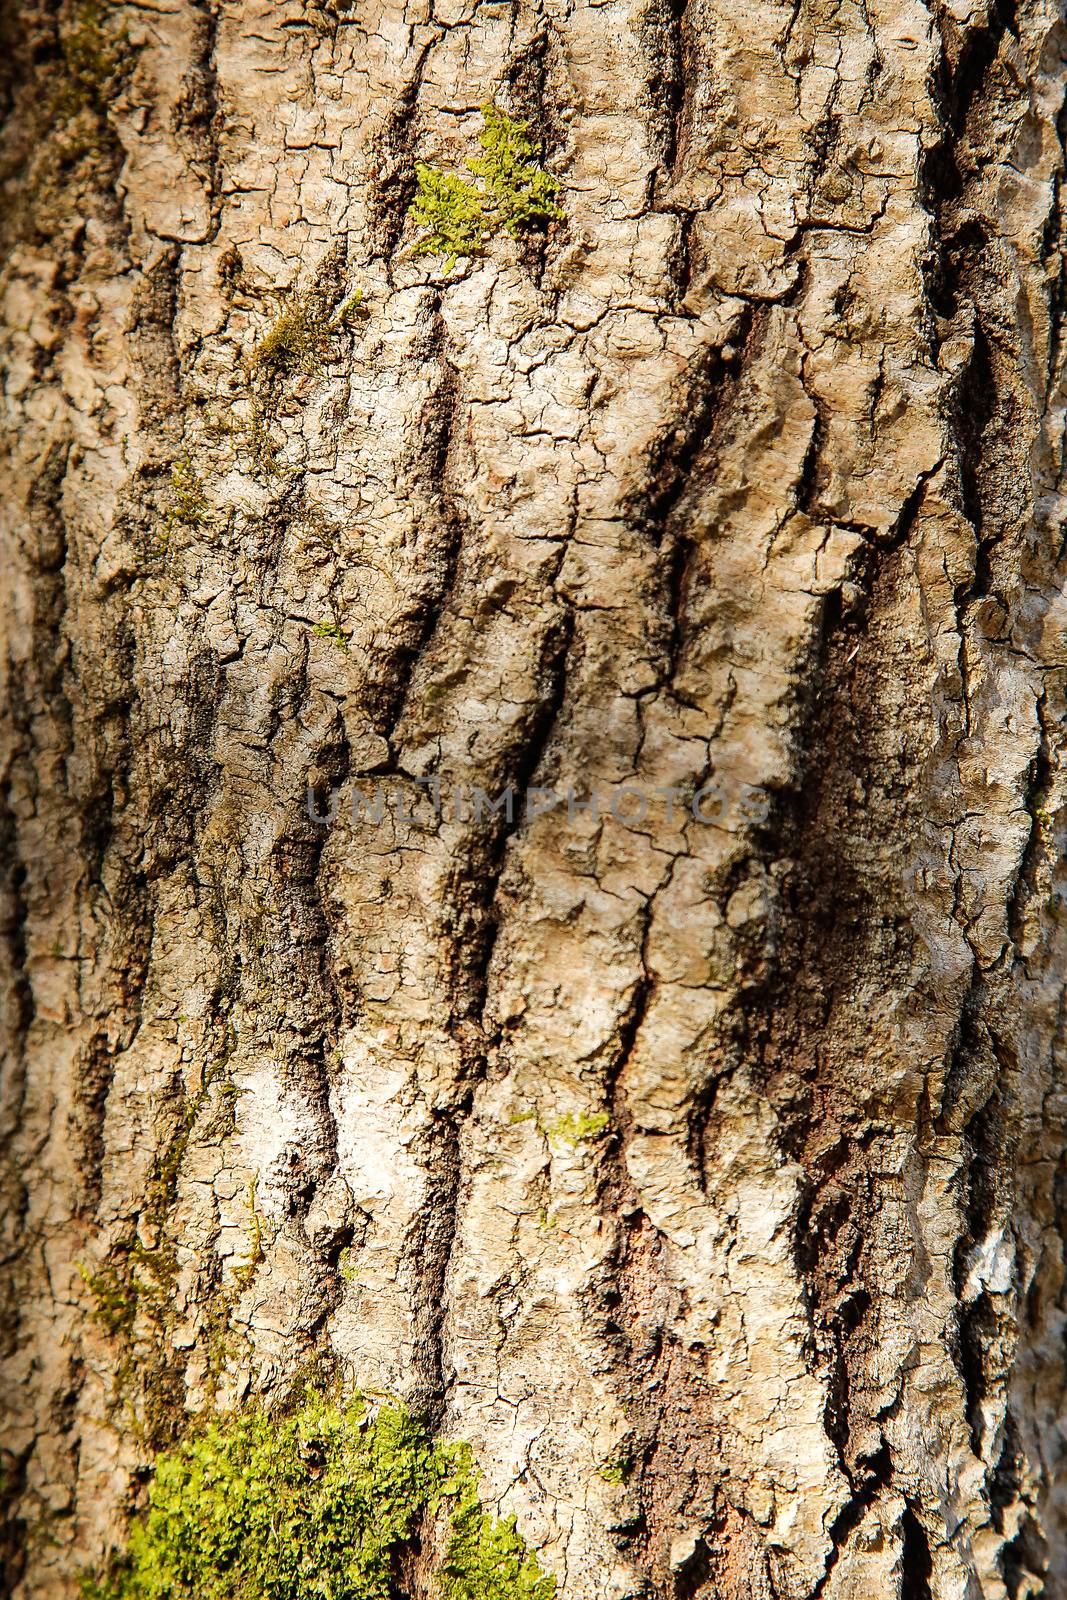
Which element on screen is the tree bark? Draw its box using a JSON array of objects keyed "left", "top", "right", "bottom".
[{"left": 2, "top": 0, "right": 1067, "bottom": 1596}]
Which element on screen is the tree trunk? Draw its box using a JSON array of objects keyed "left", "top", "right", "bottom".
[{"left": 2, "top": 0, "right": 1066, "bottom": 1595}]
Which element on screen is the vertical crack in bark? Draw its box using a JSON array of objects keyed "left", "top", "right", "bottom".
[
  {"left": 635, "top": 0, "right": 690, "bottom": 194},
  {"left": 920, "top": 3, "right": 1066, "bottom": 1585},
  {"left": 366, "top": 32, "right": 444, "bottom": 266},
  {"left": 900, "top": 1501, "right": 934, "bottom": 1600},
  {"left": 625, "top": 304, "right": 755, "bottom": 556},
  {"left": 735, "top": 482, "right": 935, "bottom": 1503},
  {"left": 383, "top": 299, "right": 468, "bottom": 750},
  {"left": 413, "top": 601, "right": 577, "bottom": 1420},
  {"left": 177, "top": 0, "right": 223, "bottom": 235},
  {"left": 464, "top": 604, "right": 576, "bottom": 1036}
]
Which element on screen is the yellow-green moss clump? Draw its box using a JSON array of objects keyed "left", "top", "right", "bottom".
[
  {"left": 409, "top": 103, "right": 563, "bottom": 268},
  {"left": 311, "top": 618, "right": 350, "bottom": 653},
  {"left": 83, "top": 1390, "right": 557, "bottom": 1600},
  {"left": 546, "top": 1112, "right": 609, "bottom": 1147},
  {"left": 439, "top": 1443, "right": 557, "bottom": 1600}
]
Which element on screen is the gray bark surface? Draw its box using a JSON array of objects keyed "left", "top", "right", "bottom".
[{"left": 2, "top": 0, "right": 1067, "bottom": 1596}]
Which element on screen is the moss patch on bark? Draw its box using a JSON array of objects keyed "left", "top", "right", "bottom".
[
  {"left": 82, "top": 1390, "right": 556, "bottom": 1600},
  {"left": 409, "top": 104, "right": 563, "bottom": 268}
]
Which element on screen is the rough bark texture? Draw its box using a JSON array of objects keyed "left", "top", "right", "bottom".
[{"left": 2, "top": 0, "right": 1067, "bottom": 1596}]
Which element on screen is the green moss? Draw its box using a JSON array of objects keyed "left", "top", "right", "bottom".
[
  {"left": 311, "top": 618, "right": 350, "bottom": 653},
  {"left": 467, "top": 104, "right": 564, "bottom": 241},
  {"left": 202, "top": 1292, "right": 241, "bottom": 1394},
  {"left": 596, "top": 1456, "right": 632, "bottom": 1486},
  {"left": 146, "top": 1043, "right": 242, "bottom": 1243},
  {"left": 233, "top": 1179, "right": 265, "bottom": 1288},
  {"left": 509, "top": 1108, "right": 610, "bottom": 1147},
  {"left": 410, "top": 103, "right": 563, "bottom": 269},
  {"left": 78, "top": 1240, "right": 175, "bottom": 1353},
  {"left": 6, "top": 0, "right": 139, "bottom": 254},
  {"left": 545, "top": 1111, "right": 609, "bottom": 1146},
  {"left": 78, "top": 1262, "right": 139, "bottom": 1337},
  {"left": 439, "top": 1443, "right": 556, "bottom": 1600},
  {"left": 84, "top": 1391, "right": 556, "bottom": 1600},
  {"left": 86, "top": 1055, "right": 234, "bottom": 1388},
  {"left": 410, "top": 166, "right": 491, "bottom": 269},
  {"left": 241, "top": 396, "right": 282, "bottom": 478},
  {"left": 74, "top": 1031, "right": 255, "bottom": 1442}
]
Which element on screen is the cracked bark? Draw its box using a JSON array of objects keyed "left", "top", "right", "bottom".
[{"left": 2, "top": 0, "right": 1067, "bottom": 1597}]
